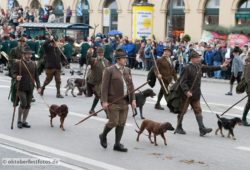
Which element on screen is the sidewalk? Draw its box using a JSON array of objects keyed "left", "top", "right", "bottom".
[{"left": 130, "top": 69, "right": 229, "bottom": 84}]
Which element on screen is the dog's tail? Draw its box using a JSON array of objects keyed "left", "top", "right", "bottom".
[
  {"left": 216, "top": 114, "right": 222, "bottom": 122},
  {"left": 216, "top": 114, "right": 220, "bottom": 119}
]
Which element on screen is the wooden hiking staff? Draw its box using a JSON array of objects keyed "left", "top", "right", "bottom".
[
  {"left": 151, "top": 51, "right": 169, "bottom": 95},
  {"left": 11, "top": 59, "right": 22, "bottom": 129},
  {"left": 75, "top": 80, "right": 150, "bottom": 126}
]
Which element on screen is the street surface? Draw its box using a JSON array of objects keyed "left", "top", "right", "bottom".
[{"left": 0, "top": 64, "right": 250, "bottom": 170}]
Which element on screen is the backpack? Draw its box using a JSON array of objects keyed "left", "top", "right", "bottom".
[
  {"left": 236, "top": 77, "right": 247, "bottom": 94},
  {"left": 147, "top": 66, "right": 156, "bottom": 88},
  {"left": 165, "top": 79, "right": 182, "bottom": 114}
]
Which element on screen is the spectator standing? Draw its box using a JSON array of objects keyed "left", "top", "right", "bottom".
[{"left": 225, "top": 47, "right": 243, "bottom": 95}]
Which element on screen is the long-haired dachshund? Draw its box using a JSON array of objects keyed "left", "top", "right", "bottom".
[
  {"left": 136, "top": 119, "right": 174, "bottom": 146},
  {"left": 215, "top": 114, "right": 242, "bottom": 140},
  {"left": 49, "top": 104, "right": 69, "bottom": 131}
]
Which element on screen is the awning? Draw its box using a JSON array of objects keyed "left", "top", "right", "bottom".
[
  {"left": 236, "top": 12, "right": 250, "bottom": 19},
  {"left": 19, "top": 23, "right": 93, "bottom": 30}
]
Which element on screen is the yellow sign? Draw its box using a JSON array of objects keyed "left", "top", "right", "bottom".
[{"left": 133, "top": 6, "right": 154, "bottom": 40}]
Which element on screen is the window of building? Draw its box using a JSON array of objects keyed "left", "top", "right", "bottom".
[
  {"left": 30, "top": 0, "right": 41, "bottom": 9},
  {"left": 76, "top": 0, "right": 89, "bottom": 24},
  {"left": 239, "top": 0, "right": 250, "bottom": 8},
  {"left": 8, "top": 0, "right": 20, "bottom": 9},
  {"left": 134, "top": 0, "right": 148, "bottom": 3},
  {"left": 204, "top": 0, "right": 219, "bottom": 25},
  {"left": 173, "top": 0, "right": 184, "bottom": 8},
  {"left": 236, "top": 0, "right": 250, "bottom": 26},
  {"left": 206, "top": 0, "right": 220, "bottom": 8},
  {"left": 52, "top": 0, "right": 64, "bottom": 17},
  {"left": 103, "top": 0, "right": 118, "bottom": 35},
  {"left": 166, "top": 0, "right": 185, "bottom": 41}
]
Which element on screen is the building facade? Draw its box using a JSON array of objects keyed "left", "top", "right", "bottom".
[{"left": 1, "top": 0, "right": 250, "bottom": 41}]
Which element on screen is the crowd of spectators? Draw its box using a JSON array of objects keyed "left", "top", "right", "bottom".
[{"left": 1, "top": 5, "right": 250, "bottom": 81}]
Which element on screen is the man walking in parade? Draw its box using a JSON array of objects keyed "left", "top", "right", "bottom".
[
  {"left": 9, "top": 37, "right": 26, "bottom": 76},
  {"left": 99, "top": 49, "right": 136, "bottom": 152},
  {"left": 155, "top": 47, "right": 177, "bottom": 110},
  {"left": 40, "top": 37, "right": 67, "bottom": 98},
  {"left": 12, "top": 46, "right": 41, "bottom": 128},
  {"left": 175, "top": 51, "right": 229, "bottom": 136},
  {"left": 87, "top": 47, "right": 110, "bottom": 115},
  {"left": 241, "top": 55, "right": 250, "bottom": 126}
]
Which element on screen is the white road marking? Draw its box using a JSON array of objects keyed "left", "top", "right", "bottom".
[
  {"left": 236, "top": 146, "right": 250, "bottom": 152},
  {"left": 0, "top": 133, "right": 128, "bottom": 170},
  {"left": 0, "top": 143, "right": 87, "bottom": 170}
]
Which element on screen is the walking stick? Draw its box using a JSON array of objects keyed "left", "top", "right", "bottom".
[
  {"left": 174, "top": 65, "right": 202, "bottom": 134},
  {"left": 75, "top": 80, "right": 150, "bottom": 126},
  {"left": 220, "top": 95, "right": 248, "bottom": 116},
  {"left": 11, "top": 60, "right": 22, "bottom": 129},
  {"left": 151, "top": 51, "right": 169, "bottom": 95}
]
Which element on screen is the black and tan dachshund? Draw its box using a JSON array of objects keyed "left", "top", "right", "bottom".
[
  {"left": 133, "top": 89, "right": 156, "bottom": 119},
  {"left": 215, "top": 114, "right": 242, "bottom": 140}
]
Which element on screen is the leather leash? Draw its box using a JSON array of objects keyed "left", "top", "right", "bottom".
[
  {"left": 220, "top": 95, "right": 248, "bottom": 116},
  {"left": 201, "top": 92, "right": 216, "bottom": 115}
]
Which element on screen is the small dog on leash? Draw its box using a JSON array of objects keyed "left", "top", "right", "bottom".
[
  {"left": 65, "top": 78, "right": 86, "bottom": 97},
  {"left": 215, "top": 114, "right": 242, "bottom": 140},
  {"left": 133, "top": 89, "right": 156, "bottom": 119},
  {"left": 49, "top": 104, "right": 69, "bottom": 131},
  {"left": 136, "top": 119, "right": 174, "bottom": 146}
]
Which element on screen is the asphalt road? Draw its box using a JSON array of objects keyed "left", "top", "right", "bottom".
[{"left": 0, "top": 66, "right": 250, "bottom": 170}]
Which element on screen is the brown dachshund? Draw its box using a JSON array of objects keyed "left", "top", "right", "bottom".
[
  {"left": 49, "top": 104, "right": 68, "bottom": 131},
  {"left": 136, "top": 119, "right": 174, "bottom": 146}
]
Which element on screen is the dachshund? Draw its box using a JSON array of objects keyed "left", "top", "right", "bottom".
[
  {"left": 136, "top": 119, "right": 174, "bottom": 146},
  {"left": 133, "top": 89, "right": 156, "bottom": 119},
  {"left": 215, "top": 114, "right": 242, "bottom": 140},
  {"left": 49, "top": 104, "right": 69, "bottom": 131}
]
